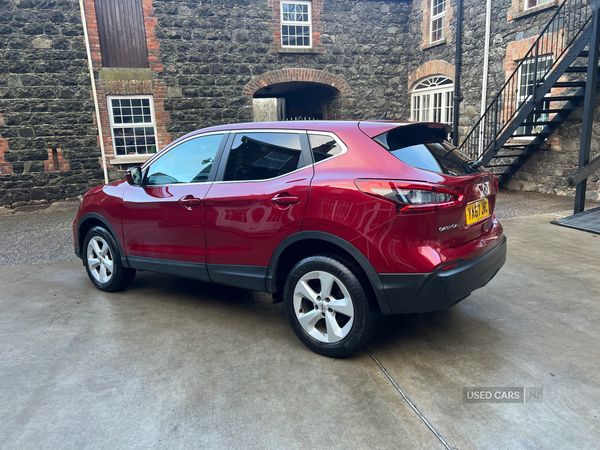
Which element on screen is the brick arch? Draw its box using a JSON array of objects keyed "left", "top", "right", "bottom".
[
  {"left": 242, "top": 69, "right": 352, "bottom": 97},
  {"left": 408, "top": 60, "right": 455, "bottom": 90}
]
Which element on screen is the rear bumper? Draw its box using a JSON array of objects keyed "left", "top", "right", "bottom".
[{"left": 379, "top": 235, "right": 507, "bottom": 314}]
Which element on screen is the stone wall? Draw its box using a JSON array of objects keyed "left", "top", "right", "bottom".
[
  {"left": 153, "top": 0, "right": 412, "bottom": 140},
  {"left": 0, "top": 0, "right": 598, "bottom": 207},
  {"left": 0, "top": 0, "right": 102, "bottom": 207}
]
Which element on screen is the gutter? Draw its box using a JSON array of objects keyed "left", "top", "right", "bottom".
[
  {"left": 78, "top": 0, "right": 109, "bottom": 184},
  {"left": 479, "top": 0, "right": 493, "bottom": 157},
  {"left": 452, "top": 0, "right": 464, "bottom": 145}
]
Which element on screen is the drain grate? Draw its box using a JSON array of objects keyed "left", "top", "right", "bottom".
[{"left": 551, "top": 206, "right": 600, "bottom": 235}]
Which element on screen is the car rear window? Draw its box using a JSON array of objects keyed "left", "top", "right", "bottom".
[{"left": 373, "top": 124, "right": 484, "bottom": 176}]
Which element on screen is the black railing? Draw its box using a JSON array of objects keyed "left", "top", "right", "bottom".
[{"left": 459, "top": 0, "right": 592, "bottom": 160}]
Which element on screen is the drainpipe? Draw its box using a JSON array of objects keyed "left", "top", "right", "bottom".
[
  {"left": 78, "top": 0, "right": 109, "bottom": 184},
  {"left": 452, "top": 0, "right": 463, "bottom": 145},
  {"left": 479, "top": 0, "right": 493, "bottom": 156}
]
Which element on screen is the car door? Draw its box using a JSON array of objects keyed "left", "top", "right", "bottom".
[
  {"left": 204, "top": 130, "right": 314, "bottom": 290},
  {"left": 121, "top": 132, "right": 227, "bottom": 280}
]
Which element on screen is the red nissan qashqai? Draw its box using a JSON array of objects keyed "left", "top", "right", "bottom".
[{"left": 74, "top": 121, "right": 506, "bottom": 357}]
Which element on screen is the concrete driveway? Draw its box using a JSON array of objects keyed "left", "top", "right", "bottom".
[{"left": 1, "top": 204, "right": 599, "bottom": 449}]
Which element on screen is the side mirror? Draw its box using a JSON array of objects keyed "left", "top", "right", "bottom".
[{"left": 125, "top": 166, "right": 143, "bottom": 186}]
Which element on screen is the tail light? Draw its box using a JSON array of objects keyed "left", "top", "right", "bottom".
[
  {"left": 493, "top": 175, "right": 499, "bottom": 194},
  {"left": 355, "top": 179, "right": 464, "bottom": 213}
]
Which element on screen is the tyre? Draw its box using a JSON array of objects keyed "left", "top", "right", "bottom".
[
  {"left": 283, "top": 255, "right": 381, "bottom": 358},
  {"left": 83, "top": 226, "right": 136, "bottom": 292}
]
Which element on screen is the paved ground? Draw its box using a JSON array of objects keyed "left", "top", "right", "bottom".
[
  {"left": 1, "top": 191, "right": 599, "bottom": 449},
  {"left": 494, "top": 189, "right": 600, "bottom": 220},
  {"left": 0, "top": 201, "right": 79, "bottom": 266}
]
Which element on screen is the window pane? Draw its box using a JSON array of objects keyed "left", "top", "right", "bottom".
[
  {"left": 390, "top": 145, "right": 442, "bottom": 173},
  {"left": 378, "top": 126, "right": 484, "bottom": 176},
  {"left": 431, "top": 17, "right": 444, "bottom": 42},
  {"left": 281, "top": 2, "right": 311, "bottom": 47},
  {"left": 224, "top": 133, "right": 303, "bottom": 181},
  {"left": 422, "top": 94, "right": 430, "bottom": 121},
  {"left": 309, "top": 134, "right": 343, "bottom": 162},
  {"left": 433, "top": 0, "right": 446, "bottom": 16},
  {"left": 146, "top": 134, "right": 224, "bottom": 185}
]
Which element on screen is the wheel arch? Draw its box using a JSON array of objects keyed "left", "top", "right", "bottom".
[
  {"left": 77, "top": 213, "right": 130, "bottom": 268},
  {"left": 266, "top": 231, "right": 392, "bottom": 314}
]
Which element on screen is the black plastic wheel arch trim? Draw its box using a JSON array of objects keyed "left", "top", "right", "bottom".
[
  {"left": 76, "top": 212, "right": 130, "bottom": 268},
  {"left": 207, "top": 264, "right": 267, "bottom": 291},
  {"left": 266, "top": 231, "right": 393, "bottom": 315}
]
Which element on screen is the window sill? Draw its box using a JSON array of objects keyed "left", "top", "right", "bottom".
[
  {"left": 510, "top": 0, "right": 558, "bottom": 21},
  {"left": 421, "top": 39, "right": 446, "bottom": 51},
  {"left": 277, "top": 46, "right": 320, "bottom": 54},
  {"left": 109, "top": 154, "right": 154, "bottom": 165}
]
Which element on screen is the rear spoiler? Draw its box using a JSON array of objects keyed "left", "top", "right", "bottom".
[{"left": 358, "top": 121, "right": 451, "bottom": 139}]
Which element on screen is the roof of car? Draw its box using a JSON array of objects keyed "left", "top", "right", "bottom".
[
  {"left": 187, "top": 120, "right": 409, "bottom": 135},
  {"left": 162, "top": 120, "right": 452, "bottom": 153}
]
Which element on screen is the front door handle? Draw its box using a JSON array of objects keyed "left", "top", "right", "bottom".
[
  {"left": 271, "top": 193, "right": 300, "bottom": 207},
  {"left": 178, "top": 195, "right": 202, "bottom": 209}
]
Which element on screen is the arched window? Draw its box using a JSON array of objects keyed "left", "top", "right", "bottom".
[{"left": 411, "top": 76, "right": 454, "bottom": 124}]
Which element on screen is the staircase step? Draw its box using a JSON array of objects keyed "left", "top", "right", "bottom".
[
  {"left": 545, "top": 95, "right": 584, "bottom": 102},
  {"left": 496, "top": 153, "right": 529, "bottom": 157},
  {"left": 579, "top": 50, "right": 589, "bottom": 58},
  {"left": 511, "top": 132, "right": 549, "bottom": 138},
  {"left": 565, "top": 66, "right": 588, "bottom": 72},
  {"left": 564, "top": 66, "right": 600, "bottom": 73},
  {"left": 520, "top": 121, "right": 555, "bottom": 126},
  {"left": 487, "top": 163, "right": 519, "bottom": 168},
  {"left": 531, "top": 107, "right": 575, "bottom": 114},
  {"left": 552, "top": 81, "right": 587, "bottom": 88}
]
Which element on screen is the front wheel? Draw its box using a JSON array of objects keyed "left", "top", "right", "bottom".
[
  {"left": 283, "top": 255, "right": 380, "bottom": 358},
  {"left": 83, "top": 226, "right": 136, "bottom": 292}
]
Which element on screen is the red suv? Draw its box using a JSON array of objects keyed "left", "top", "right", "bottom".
[{"left": 73, "top": 121, "right": 506, "bottom": 357}]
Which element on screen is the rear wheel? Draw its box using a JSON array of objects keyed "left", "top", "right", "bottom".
[
  {"left": 283, "top": 255, "right": 380, "bottom": 358},
  {"left": 83, "top": 226, "right": 136, "bottom": 292}
]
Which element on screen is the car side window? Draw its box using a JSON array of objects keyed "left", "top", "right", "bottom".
[
  {"left": 223, "top": 132, "right": 304, "bottom": 182},
  {"left": 308, "top": 133, "right": 343, "bottom": 162},
  {"left": 145, "top": 134, "right": 223, "bottom": 186}
]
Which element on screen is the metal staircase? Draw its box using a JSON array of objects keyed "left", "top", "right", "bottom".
[{"left": 459, "top": 0, "right": 599, "bottom": 209}]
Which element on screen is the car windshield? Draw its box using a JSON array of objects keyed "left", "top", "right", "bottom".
[{"left": 374, "top": 125, "right": 484, "bottom": 176}]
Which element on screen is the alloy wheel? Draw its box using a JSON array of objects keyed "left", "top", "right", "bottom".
[
  {"left": 293, "top": 270, "right": 354, "bottom": 343},
  {"left": 87, "top": 236, "right": 114, "bottom": 284}
]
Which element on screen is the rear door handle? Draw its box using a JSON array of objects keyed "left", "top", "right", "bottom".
[
  {"left": 178, "top": 195, "right": 202, "bottom": 209},
  {"left": 271, "top": 194, "right": 300, "bottom": 206}
]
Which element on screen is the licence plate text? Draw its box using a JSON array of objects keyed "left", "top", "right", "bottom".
[{"left": 466, "top": 198, "right": 490, "bottom": 225}]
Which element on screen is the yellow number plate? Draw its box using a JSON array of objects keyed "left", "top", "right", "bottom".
[{"left": 465, "top": 198, "right": 490, "bottom": 225}]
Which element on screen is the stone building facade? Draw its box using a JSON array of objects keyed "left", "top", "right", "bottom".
[{"left": 0, "top": 0, "right": 599, "bottom": 207}]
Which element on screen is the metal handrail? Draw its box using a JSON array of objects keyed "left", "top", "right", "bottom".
[{"left": 459, "top": 0, "right": 592, "bottom": 160}]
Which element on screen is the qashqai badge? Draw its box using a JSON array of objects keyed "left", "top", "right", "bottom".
[{"left": 439, "top": 224, "right": 460, "bottom": 232}]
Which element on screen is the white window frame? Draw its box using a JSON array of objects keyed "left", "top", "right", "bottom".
[
  {"left": 515, "top": 55, "right": 553, "bottom": 137},
  {"left": 280, "top": 1, "right": 312, "bottom": 48},
  {"left": 107, "top": 94, "right": 158, "bottom": 164},
  {"left": 430, "top": 0, "right": 446, "bottom": 44},
  {"left": 411, "top": 76, "right": 454, "bottom": 124},
  {"left": 524, "top": 0, "right": 552, "bottom": 11}
]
